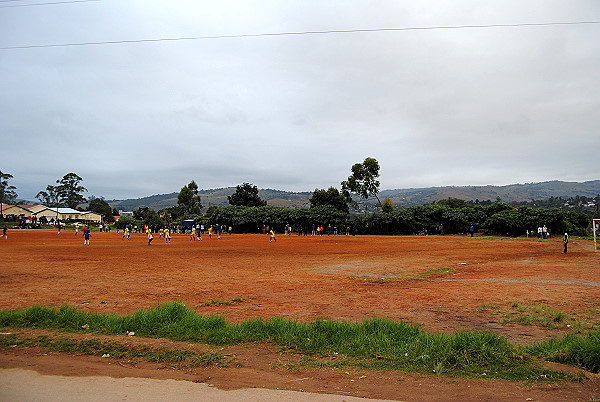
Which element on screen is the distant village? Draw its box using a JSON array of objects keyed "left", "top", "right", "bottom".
[{"left": 1, "top": 204, "right": 102, "bottom": 227}]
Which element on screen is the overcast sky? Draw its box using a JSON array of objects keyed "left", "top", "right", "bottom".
[{"left": 1, "top": 0, "right": 599, "bottom": 200}]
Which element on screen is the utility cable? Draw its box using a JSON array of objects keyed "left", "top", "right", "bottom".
[{"left": 1, "top": 20, "right": 599, "bottom": 50}]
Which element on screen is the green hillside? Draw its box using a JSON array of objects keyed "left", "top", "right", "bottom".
[{"left": 107, "top": 180, "right": 600, "bottom": 211}]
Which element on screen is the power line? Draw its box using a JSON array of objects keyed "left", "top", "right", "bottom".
[
  {"left": 1, "top": 20, "right": 599, "bottom": 50},
  {"left": 0, "top": 0, "right": 101, "bottom": 8}
]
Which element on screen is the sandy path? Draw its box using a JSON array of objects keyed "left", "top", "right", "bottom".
[{"left": 0, "top": 368, "right": 396, "bottom": 402}]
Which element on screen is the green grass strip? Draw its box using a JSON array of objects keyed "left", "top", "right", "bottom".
[
  {"left": 0, "top": 302, "right": 595, "bottom": 381},
  {"left": 0, "top": 333, "right": 234, "bottom": 368}
]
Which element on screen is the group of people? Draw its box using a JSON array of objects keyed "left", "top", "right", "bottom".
[
  {"left": 535, "top": 225, "right": 551, "bottom": 239},
  {"left": 72, "top": 224, "right": 92, "bottom": 245}
]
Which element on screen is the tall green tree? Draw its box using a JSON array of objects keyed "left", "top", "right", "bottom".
[
  {"left": 87, "top": 198, "right": 114, "bottom": 222},
  {"left": 381, "top": 198, "right": 395, "bottom": 213},
  {"left": 0, "top": 171, "right": 18, "bottom": 221},
  {"left": 36, "top": 185, "right": 60, "bottom": 206},
  {"left": 228, "top": 183, "right": 267, "bottom": 207},
  {"left": 56, "top": 173, "right": 87, "bottom": 209},
  {"left": 309, "top": 187, "right": 349, "bottom": 214},
  {"left": 133, "top": 206, "right": 151, "bottom": 221},
  {"left": 177, "top": 180, "right": 203, "bottom": 215},
  {"left": 341, "top": 157, "right": 382, "bottom": 207}
]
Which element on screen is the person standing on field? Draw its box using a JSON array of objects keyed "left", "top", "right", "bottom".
[
  {"left": 83, "top": 226, "right": 91, "bottom": 245},
  {"left": 563, "top": 233, "right": 569, "bottom": 253},
  {"left": 147, "top": 229, "right": 153, "bottom": 245},
  {"left": 1, "top": 225, "right": 7, "bottom": 239},
  {"left": 269, "top": 229, "right": 276, "bottom": 242}
]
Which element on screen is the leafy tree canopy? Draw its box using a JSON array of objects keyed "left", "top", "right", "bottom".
[
  {"left": 0, "top": 171, "right": 18, "bottom": 205},
  {"left": 133, "top": 206, "right": 150, "bottom": 221},
  {"left": 341, "top": 157, "right": 381, "bottom": 206},
  {"left": 228, "top": 183, "right": 267, "bottom": 207},
  {"left": 57, "top": 172, "right": 87, "bottom": 209},
  {"left": 381, "top": 198, "right": 395, "bottom": 213},
  {"left": 1, "top": 171, "right": 18, "bottom": 222},
  {"left": 177, "top": 180, "right": 203, "bottom": 215},
  {"left": 309, "top": 187, "right": 349, "bottom": 214},
  {"left": 87, "top": 198, "right": 114, "bottom": 222},
  {"left": 36, "top": 185, "right": 60, "bottom": 206}
]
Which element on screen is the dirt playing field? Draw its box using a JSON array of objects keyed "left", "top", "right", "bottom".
[{"left": 1, "top": 229, "right": 599, "bottom": 400}]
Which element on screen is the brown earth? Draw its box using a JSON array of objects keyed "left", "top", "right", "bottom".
[{"left": 1, "top": 229, "right": 599, "bottom": 401}]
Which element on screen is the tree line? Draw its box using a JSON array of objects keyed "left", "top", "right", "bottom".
[{"left": 1, "top": 164, "right": 594, "bottom": 236}]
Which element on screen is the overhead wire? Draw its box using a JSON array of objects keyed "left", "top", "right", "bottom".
[
  {"left": 1, "top": 20, "right": 599, "bottom": 50},
  {"left": 0, "top": 0, "right": 101, "bottom": 8}
]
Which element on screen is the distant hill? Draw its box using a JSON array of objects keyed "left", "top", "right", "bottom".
[
  {"left": 108, "top": 188, "right": 311, "bottom": 212},
  {"left": 379, "top": 180, "right": 600, "bottom": 207},
  {"left": 107, "top": 180, "right": 600, "bottom": 212}
]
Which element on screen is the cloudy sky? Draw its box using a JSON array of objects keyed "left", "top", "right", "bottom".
[{"left": 1, "top": 0, "right": 599, "bottom": 200}]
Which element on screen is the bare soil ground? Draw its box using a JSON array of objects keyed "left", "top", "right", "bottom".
[{"left": 1, "top": 230, "right": 599, "bottom": 401}]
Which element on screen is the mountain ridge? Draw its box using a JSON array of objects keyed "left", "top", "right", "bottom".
[{"left": 107, "top": 180, "right": 600, "bottom": 211}]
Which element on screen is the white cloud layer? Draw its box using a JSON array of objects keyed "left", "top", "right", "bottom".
[{"left": 1, "top": 0, "right": 599, "bottom": 199}]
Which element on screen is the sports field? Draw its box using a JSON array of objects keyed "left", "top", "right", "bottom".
[{"left": 1, "top": 230, "right": 599, "bottom": 400}]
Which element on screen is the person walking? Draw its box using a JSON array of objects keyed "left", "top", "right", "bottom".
[
  {"left": 147, "top": 229, "right": 154, "bottom": 245},
  {"left": 563, "top": 233, "right": 569, "bottom": 253},
  {"left": 269, "top": 229, "right": 276, "bottom": 242}
]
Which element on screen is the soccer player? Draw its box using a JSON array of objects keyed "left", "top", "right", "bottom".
[
  {"left": 147, "top": 229, "right": 154, "bottom": 245},
  {"left": 83, "top": 226, "right": 91, "bottom": 245},
  {"left": 269, "top": 229, "right": 276, "bottom": 242}
]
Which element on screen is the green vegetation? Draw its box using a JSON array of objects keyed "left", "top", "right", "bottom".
[
  {"left": 0, "top": 333, "right": 234, "bottom": 368},
  {"left": 478, "top": 302, "right": 600, "bottom": 334},
  {"left": 203, "top": 297, "right": 246, "bottom": 306},
  {"left": 1, "top": 302, "right": 597, "bottom": 381},
  {"left": 526, "top": 331, "right": 600, "bottom": 374},
  {"left": 228, "top": 182, "right": 267, "bottom": 207},
  {"left": 192, "top": 199, "right": 592, "bottom": 237},
  {"left": 350, "top": 268, "right": 457, "bottom": 283},
  {"left": 501, "top": 303, "right": 569, "bottom": 329}
]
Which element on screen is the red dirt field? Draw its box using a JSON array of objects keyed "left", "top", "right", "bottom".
[{"left": 1, "top": 229, "right": 599, "bottom": 401}]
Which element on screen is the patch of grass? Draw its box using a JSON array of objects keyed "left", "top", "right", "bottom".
[
  {"left": 502, "top": 303, "right": 570, "bottom": 329},
  {"left": 525, "top": 330, "right": 600, "bottom": 374},
  {"left": 479, "top": 303, "right": 501, "bottom": 314},
  {"left": 477, "top": 302, "right": 599, "bottom": 335},
  {"left": 202, "top": 297, "right": 246, "bottom": 307},
  {"left": 349, "top": 268, "right": 457, "bottom": 283},
  {"left": 419, "top": 268, "right": 457, "bottom": 276},
  {"left": 0, "top": 333, "right": 235, "bottom": 368},
  {"left": 0, "top": 302, "right": 596, "bottom": 380}
]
